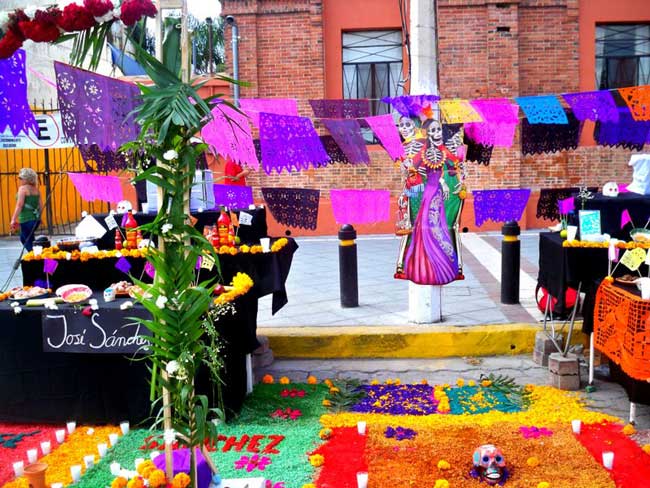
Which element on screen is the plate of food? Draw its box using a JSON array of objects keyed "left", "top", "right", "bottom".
[
  {"left": 57, "top": 284, "right": 92, "bottom": 304},
  {"left": 630, "top": 228, "right": 650, "bottom": 243},
  {"left": 615, "top": 274, "right": 638, "bottom": 285},
  {"left": 10, "top": 286, "right": 50, "bottom": 301},
  {"left": 128, "top": 285, "right": 153, "bottom": 299},
  {"left": 111, "top": 281, "right": 133, "bottom": 296}
]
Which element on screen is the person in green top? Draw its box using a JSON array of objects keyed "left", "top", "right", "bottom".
[{"left": 10, "top": 168, "right": 41, "bottom": 252}]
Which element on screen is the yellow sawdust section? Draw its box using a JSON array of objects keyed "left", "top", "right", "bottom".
[
  {"left": 260, "top": 324, "right": 585, "bottom": 358},
  {"left": 365, "top": 422, "right": 614, "bottom": 488},
  {"left": 320, "top": 385, "right": 620, "bottom": 430}
]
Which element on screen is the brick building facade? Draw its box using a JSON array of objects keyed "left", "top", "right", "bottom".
[{"left": 219, "top": 0, "right": 649, "bottom": 235}]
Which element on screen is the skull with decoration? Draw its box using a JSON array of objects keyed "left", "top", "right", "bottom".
[{"left": 471, "top": 444, "right": 509, "bottom": 485}]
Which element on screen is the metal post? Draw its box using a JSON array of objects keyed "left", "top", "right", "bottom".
[
  {"left": 501, "top": 220, "right": 520, "bottom": 304},
  {"left": 338, "top": 224, "right": 358, "bottom": 308},
  {"left": 229, "top": 19, "right": 240, "bottom": 104},
  {"left": 206, "top": 17, "right": 214, "bottom": 75},
  {"left": 43, "top": 149, "right": 53, "bottom": 236}
]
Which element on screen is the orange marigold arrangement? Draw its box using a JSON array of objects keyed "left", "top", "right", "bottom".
[
  {"left": 563, "top": 240, "right": 650, "bottom": 249},
  {"left": 213, "top": 272, "right": 254, "bottom": 305},
  {"left": 110, "top": 461, "right": 190, "bottom": 488},
  {"left": 22, "top": 247, "right": 149, "bottom": 262}
]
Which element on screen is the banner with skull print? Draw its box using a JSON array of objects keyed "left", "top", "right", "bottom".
[{"left": 394, "top": 103, "right": 467, "bottom": 286}]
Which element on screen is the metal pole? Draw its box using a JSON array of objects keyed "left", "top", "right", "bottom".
[
  {"left": 501, "top": 220, "right": 521, "bottom": 304},
  {"left": 231, "top": 22, "right": 240, "bottom": 104},
  {"left": 206, "top": 17, "right": 214, "bottom": 75},
  {"left": 43, "top": 149, "right": 53, "bottom": 236},
  {"left": 338, "top": 224, "right": 359, "bottom": 308}
]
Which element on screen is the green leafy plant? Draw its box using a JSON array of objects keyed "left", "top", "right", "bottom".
[
  {"left": 479, "top": 373, "right": 532, "bottom": 410},
  {"left": 325, "top": 379, "right": 367, "bottom": 413}
]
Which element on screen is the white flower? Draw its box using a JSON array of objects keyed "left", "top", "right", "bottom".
[
  {"left": 165, "top": 360, "right": 180, "bottom": 376},
  {"left": 120, "top": 301, "right": 133, "bottom": 310},
  {"left": 189, "top": 136, "right": 204, "bottom": 144},
  {"left": 155, "top": 295, "right": 168, "bottom": 309},
  {"left": 163, "top": 150, "right": 178, "bottom": 161},
  {"left": 163, "top": 429, "right": 176, "bottom": 445},
  {"left": 0, "top": 11, "right": 11, "bottom": 31},
  {"left": 23, "top": 6, "right": 38, "bottom": 19},
  {"left": 10, "top": 301, "right": 19, "bottom": 308},
  {"left": 65, "top": 252, "right": 72, "bottom": 261},
  {"left": 161, "top": 223, "right": 173, "bottom": 234},
  {"left": 13, "top": 306, "right": 22, "bottom": 315}
]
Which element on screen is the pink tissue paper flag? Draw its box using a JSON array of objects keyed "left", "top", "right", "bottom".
[
  {"left": 620, "top": 209, "right": 632, "bottom": 229},
  {"left": 144, "top": 261, "right": 156, "bottom": 279},
  {"left": 557, "top": 197, "right": 575, "bottom": 215}
]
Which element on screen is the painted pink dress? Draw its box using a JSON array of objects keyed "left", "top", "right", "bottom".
[{"left": 403, "top": 153, "right": 459, "bottom": 285}]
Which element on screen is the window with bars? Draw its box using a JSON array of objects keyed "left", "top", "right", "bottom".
[
  {"left": 596, "top": 24, "right": 650, "bottom": 89},
  {"left": 342, "top": 30, "right": 404, "bottom": 115}
]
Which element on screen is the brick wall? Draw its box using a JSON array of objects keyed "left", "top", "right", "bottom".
[{"left": 221, "top": 0, "right": 646, "bottom": 232}]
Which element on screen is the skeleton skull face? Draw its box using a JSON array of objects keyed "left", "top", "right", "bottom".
[
  {"left": 473, "top": 444, "right": 506, "bottom": 485},
  {"left": 398, "top": 117, "right": 416, "bottom": 139},
  {"left": 427, "top": 120, "right": 443, "bottom": 146},
  {"left": 116, "top": 200, "right": 133, "bottom": 214},
  {"left": 602, "top": 181, "right": 619, "bottom": 198}
]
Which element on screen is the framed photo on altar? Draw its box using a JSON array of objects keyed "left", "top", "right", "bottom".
[{"left": 579, "top": 210, "right": 601, "bottom": 241}]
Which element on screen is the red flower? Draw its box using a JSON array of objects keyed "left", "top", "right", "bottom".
[
  {"left": 19, "top": 9, "right": 62, "bottom": 43},
  {"left": 57, "top": 4, "right": 96, "bottom": 32},
  {"left": 84, "top": 0, "right": 114, "bottom": 18},
  {"left": 119, "top": 0, "right": 157, "bottom": 26},
  {"left": 0, "top": 30, "right": 24, "bottom": 59}
]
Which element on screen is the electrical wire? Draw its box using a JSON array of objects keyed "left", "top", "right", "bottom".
[{"left": 398, "top": 0, "right": 411, "bottom": 93}]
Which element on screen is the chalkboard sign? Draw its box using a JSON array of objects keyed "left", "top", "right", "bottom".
[{"left": 42, "top": 308, "right": 152, "bottom": 354}]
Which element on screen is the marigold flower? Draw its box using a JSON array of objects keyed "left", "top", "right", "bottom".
[
  {"left": 322, "top": 399, "right": 332, "bottom": 407},
  {"left": 622, "top": 423, "right": 636, "bottom": 435},
  {"left": 434, "top": 480, "right": 449, "bottom": 488},
  {"left": 127, "top": 477, "right": 145, "bottom": 488},
  {"left": 329, "top": 387, "right": 340, "bottom": 394},
  {"left": 172, "top": 472, "right": 191, "bottom": 488},
  {"left": 262, "top": 374, "right": 274, "bottom": 384},
  {"left": 456, "top": 378, "right": 465, "bottom": 387},
  {"left": 148, "top": 469, "right": 167, "bottom": 487},
  {"left": 468, "top": 380, "right": 476, "bottom": 387},
  {"left": 136, "top": 460, "right": 155, "bottom": 475},
  {"left": 324, "top": 378, "right": 334, "bottom": 387},
  {"left": 385, "top": 378, "right": 393, "bottom": 385},
  {"left": 527, "top": 456, "right": 540, "bottom": 467},
  {"left": 302, "top": 485, "right": 316, "bottom": 488},
  {"left": 437, "top": 459, "right": 451, "bottom": 470},
  {"left": 319, "top": 428, "right": 332, "bottom": 439},
  {"left": 420, "top": 379, "right": 428, "bottom": 385},
  {"left": 111, "top": 478, "right": 128, "bottom": 488},
  {"left": 537, "top": 483, "right": 550, "bottom": 488},
  {"left": 279, "top": 376, "right": 290, "bottom": 385},
  {"left": 307, "top": 375, "right": 318, "bottom": 384},
  {"left": 481, "top": 379, "right": 492, "bottom": 387},
  {"left": 643, "top": 444, "right": 650, "bottom": 455},
  {"left": 309, "top": 454, "right": 324, "bottom": 467}
]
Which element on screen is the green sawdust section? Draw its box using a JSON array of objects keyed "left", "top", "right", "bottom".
[
  {"left": 76, "top": 384, "right": 329, "bottom": 488},
  {"left": 260, "top": 323, "right": 586, "bottom": 358}
]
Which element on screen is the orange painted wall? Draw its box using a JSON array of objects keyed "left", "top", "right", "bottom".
[{"left": 322, "top": 0, "right": 407, "bottom": 99}]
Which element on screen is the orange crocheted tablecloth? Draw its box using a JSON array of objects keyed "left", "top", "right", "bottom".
[{"left": 594, "top": 280, "right": 650, "bottom": 381}]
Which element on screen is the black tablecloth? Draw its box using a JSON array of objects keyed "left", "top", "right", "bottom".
[
  {"left": 570, "top": 192, "right": 650, "bottom": 240},
  {"left": 0, "top": 292, "right": 256, "bottom": 424},
  {"left": 92, "top": 207, "right": 268, "bottom": 250},
  {"left": 537, "top": 232, "right": 608, "bottom": 322},
  {"left": 609, "top": 361, "right": 650, "bottom": 406},
  {"left": 23, "top": 238, "right": 298, "bottom": 319}
]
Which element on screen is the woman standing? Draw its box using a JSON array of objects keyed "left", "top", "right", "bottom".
[{"left": 10, "top": 168, "right": 41, "bottom": 251}]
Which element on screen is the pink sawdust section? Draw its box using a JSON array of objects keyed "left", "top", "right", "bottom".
[
  {"left": 0, "top": 424, "right": 61, "bottom": 485},
  {"left": 313, "top": 427, "right": 367, "bottom": 488},
  {"left": 576, "top": 421, "right": 650, "bottom": 487}
]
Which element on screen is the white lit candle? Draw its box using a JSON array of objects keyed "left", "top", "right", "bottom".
[
  {"left": 120, "top": 421, "right": 130, "bottom": 435},
  {"left": 51, "top": 483, "right": 63, "bottom": 488},
  {"left": 66, "top": 421, "right": 76, "bottom": 434},
  {"left": 109, "top": 433, "right": 119, "bottom": 447},
  {"left": 97, "top": 443, "right": 108, "bottom": 458},
  {"left": 12, "top": 461, "right": 24, "bottom": 477},
  {"left": 110, "top": 462, "right": 121, "bottom": 476},
  {"left": 83, "top": 454, "right": 94, "bottom": 468},
  {"left": 27, "top": 449, "right": 37, "bottom": 464},
  {"left": 602, "top": 451, "right": 614, "bottom": 470},
  {"left": 70, "top": 465, "right": 82, "bottom": 483},
  {"left": 571, "top": 419, "right": 581, "bottom": 434},
  {"left": 55, "top": 429, "right": 66, "bottom": 443},
  {"left": 357, "top": 421, "right": 367, "bottom": 435},
  {"left": 357, "top": 471, "right": 368, "bottom": 488},
  {"left": 41, "top": 441, "right": 51, "bottom": 455}
]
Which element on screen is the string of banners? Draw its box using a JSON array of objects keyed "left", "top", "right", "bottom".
[{"left": 2, "top": 51, "right": 649, "bottom": 170}]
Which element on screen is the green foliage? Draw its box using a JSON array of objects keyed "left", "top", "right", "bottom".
[
  {"left": 325, "top": 379, "right": 367, "bottom": 413},
  {"left": 479, "top": 373, "right": 532, "bottom": 410}
]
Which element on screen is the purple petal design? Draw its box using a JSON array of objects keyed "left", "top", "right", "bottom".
[
  {"left": 0, "top": 50, "right": 37, "bottom": 137},
  {"left": 472, "top": 189, "right": 531, "bottom": 227},
  {"left": 43, "top": 258, "right": 58, "bottom": 275}
]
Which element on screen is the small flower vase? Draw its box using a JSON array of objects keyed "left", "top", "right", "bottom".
[{"left": 24, "top": 463, "right": 48, "bottom": 488}]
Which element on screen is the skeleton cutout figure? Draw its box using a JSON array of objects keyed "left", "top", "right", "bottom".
[{"left": 395, "top": 116, "right": 460, "bottom": 285}]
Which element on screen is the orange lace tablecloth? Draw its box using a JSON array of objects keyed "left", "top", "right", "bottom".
[{"left": 594, "top": 280, "right": 650, "bottom": 381}]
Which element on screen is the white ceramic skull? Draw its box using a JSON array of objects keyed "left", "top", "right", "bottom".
[
  {"left": 116, "top": 200, "right": 133, "bottom": 214},
  {"left": 398, "top": 117, "right": 416, "bottom": 139},
  {"left": 602, "top": 181, "right": 619, "bottom": 198},
  {"left": 427, "top": 120, "right": 443, "bottom": 146}
]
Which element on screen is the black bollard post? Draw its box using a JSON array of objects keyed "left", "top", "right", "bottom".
[
  {"left": 338, "top": 224, "right": 359, "bottom": 308},
  {"left": 501, "top": 220, "right": 521, "bottom": 304}
]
